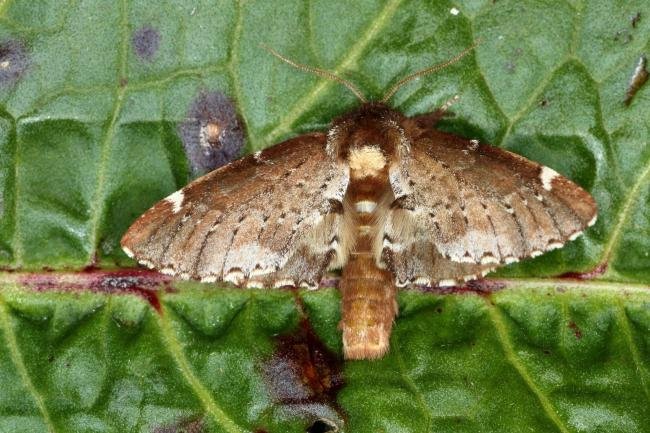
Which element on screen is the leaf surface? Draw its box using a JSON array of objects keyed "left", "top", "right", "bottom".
[{"left": 0, "top": 1, "right": 649, "bottom": 432}]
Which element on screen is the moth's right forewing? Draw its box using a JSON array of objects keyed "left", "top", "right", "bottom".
[
  {"left": 121, "top": 133, "right": 350, "bottom": 287},
  {"left": 381, "top": 129, "right": 597, "bottom": 285}
]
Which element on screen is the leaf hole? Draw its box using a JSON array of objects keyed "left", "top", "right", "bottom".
[{"left": 306, "top": 418, "right": 338, "bottom": 433}]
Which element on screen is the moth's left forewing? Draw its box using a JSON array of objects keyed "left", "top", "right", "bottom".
[
  {"left": 381, "top": 128, "right": 597, "bottom": 286},
  {"left": 121, "top": 133, "right": 351, "bottom": 288}
]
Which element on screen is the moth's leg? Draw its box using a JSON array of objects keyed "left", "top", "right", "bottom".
[{"left": 410, "top": 94, "right": 460, "bottom": 130}]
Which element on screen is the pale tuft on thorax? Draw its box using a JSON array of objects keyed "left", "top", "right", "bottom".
[{"left": 348, "top": 146, "right": 386, "bottom": 178}]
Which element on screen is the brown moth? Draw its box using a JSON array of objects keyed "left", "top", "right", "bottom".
[{"left": 121, "top": 45, "right": 597, "bottom": 360}]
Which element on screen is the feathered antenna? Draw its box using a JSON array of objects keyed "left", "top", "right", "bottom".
[
  {"left": 380, "top": 39, "right": 483, "bottom": 103},
  {"left": 261, "top": 44, "right": 368, "bottom": 103}
]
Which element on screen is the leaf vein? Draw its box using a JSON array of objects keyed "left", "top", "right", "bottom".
[
  {"left": 262, "top": 0, "right": 404, "bottom": 145},
  {"left": 487, "top": 302, "right": 571, "bottom": 433},
  {"left": 393, "top": 332, "right": 434, "bottom": 431},
  {"left": 0, "top": 296, "right": 57, "bottom": 433},
  {"left": 616, "top": 300, "right": 650, "bottom": 403},
  {"left": 158, "top": 304, "right": 247, "bottom": 433},
  {"left": 87, "top": 0, "right": 129, "bottom": 263},
  {"left": 601, "top": 157, "right": 650, "bottom": 267}
]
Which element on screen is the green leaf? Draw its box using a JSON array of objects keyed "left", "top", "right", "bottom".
[
  {"left": 0, "top": 1, "right": 649, "bottom": 432},
  {"left": 1, "top": 280, "right": 649, "bottom": 432}
]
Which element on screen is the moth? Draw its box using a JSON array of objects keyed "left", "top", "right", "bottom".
[{"left": 121, "top": 45, "right": 597, "bottom": 360}]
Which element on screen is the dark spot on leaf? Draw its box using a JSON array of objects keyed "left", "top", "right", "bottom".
[
  {"left": 0, "top": 39, "right": 29, "bottom": 87},
  {"left": 559, "top": 262, "right": 607, "bottom": 280},
  {"left": 132, "top": 26, "right": 160, "bottom": 61},
  {"left": 539, "top": 98, "right": 549, "bottom": 107},
  {"left": 152, "top": 416, "right": 204, "bottom": 433},
  {"left": 253, "top": 429, "right": 269, "bottom": 433},
  {"left": 179, "top": 91, "right": 244, "bottom": 176},
  {"left": 568, "top": 321, "right": 582, "bottom": 339},
  {"left": 263, "top": 317, "right": 345, "bottom": 428},
  {"left": 307, "top": 418, "right": 338, "bottom": 433},
  {"left": 543, "top": 349, "right": 551, "bottom": 355},
  {"left": 631, "top": 12, "right": 641, "bottom": 28},
  {"left": 435, "top": 307, "right": 443, "bottom": 313},
  {"left": 120, "top": 77, "right": 128, "bottom": 87}
]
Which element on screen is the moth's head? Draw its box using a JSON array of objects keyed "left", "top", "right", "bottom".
[{"left": 328, "top": 103, "right": 405, "bottom": 177}]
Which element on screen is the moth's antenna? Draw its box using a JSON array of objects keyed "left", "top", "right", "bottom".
[
  {"left": 380, "top": 40, "right": 483, "bottom": 103},
  {"left": 261, "top": 44, "right": 368, "bottom": 103}
]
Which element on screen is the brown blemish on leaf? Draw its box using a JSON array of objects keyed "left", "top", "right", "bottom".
[
  {"left": 263, "top": 314, "right": 345, "bottom": 429},
  {"left": 624, "top": 55, "right": 648, "bottom": 106},
  {"left": 132, "top": 26, "right": 160, "bottom": 61},
  {"left": 568, "top": 321, "right": 582, "bottom": 339},
  {"left": 559, "top": 262, "right": 607, "bottom": 280},
  {"left": 18, "top": 269, "right": 171, "bottom": 313},
  {"left": 179, "top": 91, "right": 245, "bottom": 176},
  {"left": 0, "top": 39, "right": 28, "bottom": 87}
]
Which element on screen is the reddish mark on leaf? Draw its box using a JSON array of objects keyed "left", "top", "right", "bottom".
[
  {"left": 263, "top": 314, "right": 345, "bottom": 428},
  {"left": 322, "top": 275, "right": 505, "bottom": 295},
  {"left": 18, "top": 269, "right": 171, "bottom": 313},
  {"left": 420, "top": 278, "right": 506, "bottom": 296},
  {"left": 559, "top": 262, "right": 607, "bottom": 280},
  {"left": 568, "top": 321, "right": 582, "bottom": 339}
]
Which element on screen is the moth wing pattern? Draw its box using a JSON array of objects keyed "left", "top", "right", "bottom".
[
  {"left": 381, "top": 129, "right": 597, "bottom": 286},
  {"left": 121, "top": 133, "right": 350, "bottom": 288}
]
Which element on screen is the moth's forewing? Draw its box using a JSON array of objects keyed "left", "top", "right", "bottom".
[
  {"left": 121, "top": 133, "right": 350, "bottom": 288},
  {"left": 381, "top": 128, "right": 597, "bottom": 286}
]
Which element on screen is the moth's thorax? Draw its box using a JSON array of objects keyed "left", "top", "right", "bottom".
[{"left": 348, "top": 145, "right": 387, "bottom": 179}]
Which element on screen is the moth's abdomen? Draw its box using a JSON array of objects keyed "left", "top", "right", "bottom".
[
  {"left": 339, "top": 141, "right": 397, "bottom": 359},
  {"left": 340, "top": 253, "right": 397, "bottom": 360}
]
